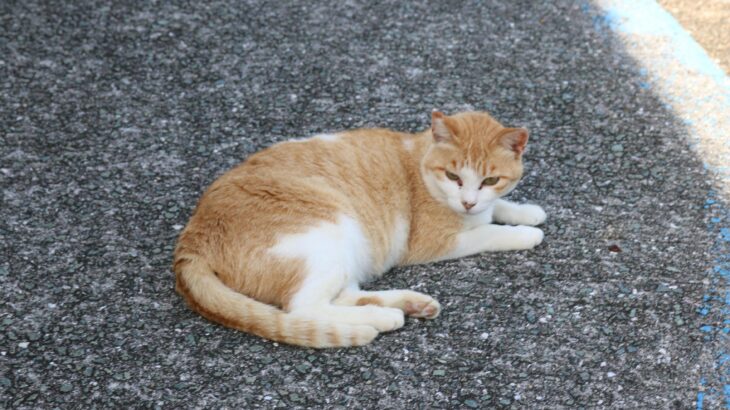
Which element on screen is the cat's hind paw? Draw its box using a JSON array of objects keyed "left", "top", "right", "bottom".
[
  {"left": 404, "top": 296, "right": 441, "bottom": 319},
  {"left": 369, "top": 307, "right": 405, "bottom": 332}
]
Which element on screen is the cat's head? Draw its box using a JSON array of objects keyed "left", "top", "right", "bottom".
[{"left": 421, "top": 111, "right": 528, "bottom": 215}]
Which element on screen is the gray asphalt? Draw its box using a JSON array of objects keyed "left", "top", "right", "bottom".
[{"left": 1, "top": 0, "right": 725, "bottom": 408}]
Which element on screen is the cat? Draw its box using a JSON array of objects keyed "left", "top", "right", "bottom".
[{"left": 173, "top": 110, "right": 546, "bottom": 348}]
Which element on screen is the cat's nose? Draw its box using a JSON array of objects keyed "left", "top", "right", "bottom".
[{"left": 461, "top": 201, "right": 476, "bottom": 210}]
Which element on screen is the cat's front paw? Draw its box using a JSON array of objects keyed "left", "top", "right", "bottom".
[
  {"left": 503, "top": 226, "right": 544, "bottom": 250},
  {"left": 520, "top": 226, "right": 544, "bottom": 248},
  {"left": 517, "top": 204, "right": 547, "bottom": 226}
]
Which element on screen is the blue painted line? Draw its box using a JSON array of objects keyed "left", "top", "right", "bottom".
[
  {"left": 721, "top": 228, "right": 730, "bottom": 242},
  {"left": 698, "top": 391, "right": 705, "bottom": 410},
  {"left": 587, "top": 1, "right": 730, "bottom": 408},
  {"left": 705, "top": 197, "right": 730, "bottom": 409}
]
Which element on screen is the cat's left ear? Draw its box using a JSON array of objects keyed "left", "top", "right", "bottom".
[
  {"left": 431, "top": 111, "right": 455, "bottom": 143},
  {"left": 499, "top": 128, "right": 529, "bottom": 157}
]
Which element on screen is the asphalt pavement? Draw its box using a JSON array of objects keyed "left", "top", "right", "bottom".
[{"left": 1, "top": 0, "right": 726, "bottom": 408}]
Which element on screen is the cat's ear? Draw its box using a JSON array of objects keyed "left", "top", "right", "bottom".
[
  {"left": 431, "top": 111, "right": 455, "bottom": 143},
  {"left": 499, "top": 128, "right": 529, "bottom": 156}
]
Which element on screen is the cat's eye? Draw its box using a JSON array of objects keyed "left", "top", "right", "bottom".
[
  {"left": 481, "top": 176, "right": 500, "bottom": 187},
  {"left": 445, "top": 171, "right": 460, "bottom": 181},
  {"left": 445, "top": 170, "right": 463, "bottom": 187}
]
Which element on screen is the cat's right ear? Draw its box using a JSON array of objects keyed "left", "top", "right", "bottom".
[{"left": 431, "top": 111, "right": 454, "bottom": 143}]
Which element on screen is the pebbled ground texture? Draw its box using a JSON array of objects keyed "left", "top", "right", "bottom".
[{"left": 1, "top": 1, "right": 724, "bottom": 408}]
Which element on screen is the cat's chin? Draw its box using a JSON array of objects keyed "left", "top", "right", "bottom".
[{"left": 463, "top": 208, "right": 488, "bottom": 216}]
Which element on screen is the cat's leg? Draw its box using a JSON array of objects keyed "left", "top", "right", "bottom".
[
  {"left": 273, "top": 215, "right": 405, "bottom": 333},
  {"left": 287, "top": 275, "right": 405, "bottom": 333},
  {"left": 439, "top": 223, "right": 543, "bottom": 261},
  {"left": 492, "top": 199, "right": 547, "bottom": 226},
  {"left": 290, "top": 304, "right": 405, "bottom": 332},
  {"left": 333, "top": 285, "right": 441, "bottom": 319}
]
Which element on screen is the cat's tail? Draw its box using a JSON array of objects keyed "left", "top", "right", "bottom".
[{"left": 173, "top": 257, "right": 379, "bottom": 348}]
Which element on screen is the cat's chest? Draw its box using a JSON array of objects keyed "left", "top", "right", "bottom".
[{"left": 462, "top": 204, "right": 495, "bottom": 229}]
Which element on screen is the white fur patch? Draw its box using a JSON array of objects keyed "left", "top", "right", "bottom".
[
  {"left": 459, "top": 167, "right": 481, "bottom": 205},
  {"left": 382, "top": 216, "right": 409, "bottom": 271},
  {"left": 270, "top": 215, "right": 372, "bottom": 308},
  {"left": 463, "top": 203, "right": 495, "bottom": 229},
  {"left": 403, "top": 139, "right": 415, "bottom": 151},
  {"left": 314, "top": 133, "right": 339, "bottom": 142},
  {"left": 283, "top": 133, "right": 339, "bottom": 144}
]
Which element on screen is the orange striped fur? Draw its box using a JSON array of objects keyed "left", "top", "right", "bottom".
[{"left": 173, "top": 111, "right": 546, "bottom": 348}]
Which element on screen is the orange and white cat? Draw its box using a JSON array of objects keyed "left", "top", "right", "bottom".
[{"left": 173, "top": 111, "right": 546, "bottom": 348}]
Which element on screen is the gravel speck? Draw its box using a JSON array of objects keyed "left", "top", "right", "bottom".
[
  {"left": 464, "top": 399, "right": 479, "bottom": 408},
  {"left": 525, "top": 310, "right": 537, "bottom": 324}
]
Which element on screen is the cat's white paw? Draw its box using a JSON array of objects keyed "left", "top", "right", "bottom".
[
  {"left": 369, "top": 307, "right": 405, "bottom": 332},
  {"left": 493, "top": 201, "right": 547, "bottom": 226},
  {"left": 501, "top": 226, "right": 544, "bottom": 250},
  {"left": 517, "top": 204, "right": 547, "bottom": 226},
  {"left": 518, "top": 226, "right": 544, "bottom": 248}
]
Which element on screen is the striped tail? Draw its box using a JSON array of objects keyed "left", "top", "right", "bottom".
[{"left": 173, "top": 257, "right": 378, "bottom": 348}]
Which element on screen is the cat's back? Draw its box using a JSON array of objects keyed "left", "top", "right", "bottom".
[
  {"left": 207, "top": 128, "right": 414, "bottom": 201},
  {"left": 191, "top": 127, "right": 416, "bottom": 231},
  {"left": 237, "top": 127, "right": 412, "bottom": 177}
]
